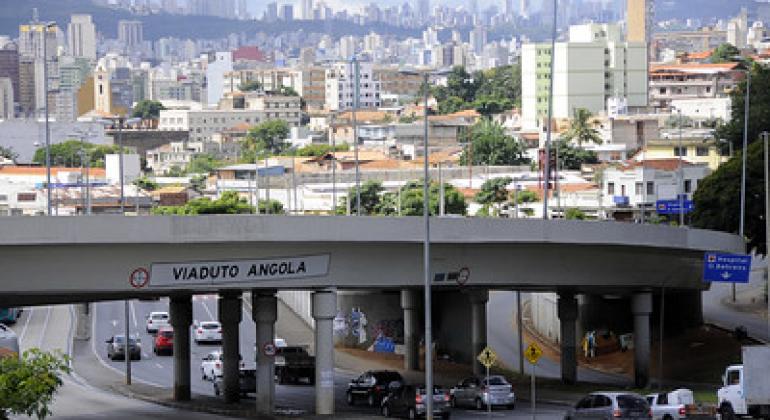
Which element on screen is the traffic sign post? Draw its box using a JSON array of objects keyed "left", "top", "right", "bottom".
[
  {"left": 703, "top": 252, "right": 752, "bottom": 283},
  {"left": 525, "top": 343, "right": 542, "bottom": 420},
  {"left": 656, "top": 198, "right": 694, "bottom": 215},
  {"left": 263, "top": 342, "right": 276, "bottom": 357},
  {"left": 477, "top": 345, "right": 497, "bottom": 418}
]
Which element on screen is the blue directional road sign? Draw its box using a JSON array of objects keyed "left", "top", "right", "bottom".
[
  {"left": 703, "top": 252, "right": 752, "bottom": 283},
  {"left": 656, "top": 199, "right": 694, "bottom": 215}
]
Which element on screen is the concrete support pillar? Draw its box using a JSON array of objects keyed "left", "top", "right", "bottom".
[
  {"left": 557, "top": 291, "right": 578, "bottom": 385},
  {"left": 468, "top": 290, "right": 489, "bottom": 377},
  {"left": 632, "top": 292, "right": 653, "bottom": 388},
  {"left": 169, "top": 295, "right": 192, "bottom": 401},
  {"left": 218, "top": 291, "right": 242, "bottom": 403},
  {"left": 252, "top": 290, "right": 277, "bottom": 416},
  {"left": 400, "top": 289, "right": 420, "bottom": 371},
  {"left": 313, "top": 290, "right": 337, "bottom": 416}
]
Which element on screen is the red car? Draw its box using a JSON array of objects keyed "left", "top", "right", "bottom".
[{"left": 153, "top": 327, "right": 174, "bottom": 355}]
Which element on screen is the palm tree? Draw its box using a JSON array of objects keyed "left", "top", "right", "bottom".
[{"left": 562, "top": 108, "right": 602, "bottom": 147}]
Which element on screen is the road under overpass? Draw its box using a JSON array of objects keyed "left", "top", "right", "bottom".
[{"left": 0, "top": 216, "right": 744, "bottom": 416}]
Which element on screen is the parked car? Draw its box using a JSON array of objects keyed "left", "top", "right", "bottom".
[
  {"left": 106, "top": 335, "right": 141, "bottom": 361},
  {"left": 566, "top": 392, "right": 651, "bottom": 420},
  {"left": 381, "top": 384, "right": 451, "bottom": 419},
  {"left": 152, "top": 326, "right": 174, "bottom": 356},
  {"left": 213, "top": 368, "right": 257, "bottom": 397},
  {"left": 145, "top": 311, "right": 170, "bottom": 334},
  {"left": 193, "top": 321, "right": 222, "bottom": 344},
  {"left": 200, "top": 350, "right": 245, "bottom": 381},
  {"left": 347, "top": 370, "right": 404, "bottom": 407},
  {"left": 450, "top": 375, "right": 515, "bottom": 410}
]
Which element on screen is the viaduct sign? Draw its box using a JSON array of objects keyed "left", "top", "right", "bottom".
[{"left": 149, "top": 254, "right": 330, "bottom": 288}]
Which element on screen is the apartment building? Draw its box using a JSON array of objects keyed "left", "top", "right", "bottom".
[
  {"left": 648, "top": 63, "right": 741, "bottom": 110},
  {"left": 325, "top": 60, "right": 381, "bottom": 111}
]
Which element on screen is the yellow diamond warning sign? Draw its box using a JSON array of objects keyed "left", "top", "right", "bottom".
[{"left": 525, "top": 342, "right": 542, "bottom": 365}]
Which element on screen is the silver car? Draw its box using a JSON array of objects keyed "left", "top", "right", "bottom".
[
  {"left": 450, "top": 375, "right": 516, "bottom": 410},
  {"left": 566, "top": 392, "right": 652, "bottom": 420}
]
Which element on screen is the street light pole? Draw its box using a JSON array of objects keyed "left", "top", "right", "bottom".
[
  {"left": 678, "top": 110, "right": 684, "bottom": 227},
  {"left": 118, "top": 118, "right": 125, "bottom": 214},
  {"left": 737, "top": 68, "right": 751, "bottom": 302},
  {"left": 331, "top": 112, "right": 337, "bottom": 213},
  {"left": 422, "top": 72, "right": 433, "bottom": 420},
  {"left": 542, "top": 0, "right": 558, "bottom": 220},
  {"left": 42, "top": 23, "right": 55, "bottom": 216},
  {"left": 352, "top": 56, "right": 361, "bottom": 216},
  {"left": 763, "top": 131, "right": 769, "bottom": 340}
]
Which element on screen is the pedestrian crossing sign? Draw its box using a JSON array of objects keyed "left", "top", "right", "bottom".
[
  {"left": 525, "top": 342, "right": 542, "bottom": 365},
  {"left": 477, "top": 345, "right": 498, "bottom": 368}
]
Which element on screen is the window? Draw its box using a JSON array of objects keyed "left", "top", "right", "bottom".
[
  {"left": 635, "top": 182, "right": 643, "bottom": 195},
  {"left": 17, "top": 193, "right": 36, "bottom": 202},
  {"left": 646, "top": 181, "right": 654, "bottom": 195},
  {"left": 621, "top": 184, "right": 626, "bottom": 196},
  {"left": 727, "top": 369, "right": 741, "bottom": 385},
  {"left": 684, "top": 179, "right": 692, "bottom": 193},
  {"left": 608, "top": 182, "right": 615, "bottom": 195},
  {"left": 674, "top": 146, "right": 687, "bottom": 157},
  {"left": 696, "top": 146, "right": 709, "bottom": 156}
]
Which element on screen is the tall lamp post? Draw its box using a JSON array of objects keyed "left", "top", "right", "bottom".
[
  {"left": 421, "top": 71, "right": 433, "bottom": 420},
  {"left": 735, "top": 61, "right": 752, "bottom": 302},
  {"left": 41, "top": 22, "right": 57, "bottom": 216},
  {"left": 542, "top": 0, "right": 558, "bottom": 220},
  {"left": 100, "top": 116, "right": 141, "bottom": 214}
]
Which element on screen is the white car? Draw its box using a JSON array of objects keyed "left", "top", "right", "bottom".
[
  {"left": 200, "top": 350, "right": 245, "bottom": 381},
  {"left": 193, "top": 321, "right": 222, "bottom": 344},
  {"left": 146, "top": 311, "right": 170, "bottom": 334}
]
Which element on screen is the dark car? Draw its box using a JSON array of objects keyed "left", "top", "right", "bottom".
[
  {"left": 566, "top": 392, "right": 652, "bottom": 420},
  {"left": 347, "top": 370, "right": 404, "bottom": 407},
  {"left": 106, "top": 335, "right": 141, "bottom": 361},
  {"left": 152, "top": 326, "right": 174, "bottom": 356},
  {"left": 213, "top": 368, "right": 257, "bottom": 397},
  {"left": 381, "top": 384, "right": 451, "bottom": 419}
]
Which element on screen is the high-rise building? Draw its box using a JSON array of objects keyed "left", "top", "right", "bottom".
[
  {"left": 504, "top": 0, "right": 513, "bottom": 17},
  {"left": 118, "top": 20, "right": 143, "bottom": 48},
  {"left": 161, "top": 0, "right": 178, "bottom": 14},
  {"left": 627, "top": 0, "right": 653, "bottom": 44},
  {"left": 325, "top": 60, "right": 381, "bottom": 112},
  {"left": 56, "top": 56, "right": 91, "bottom": 121},
  {"left": 67, "top": 14, "right": 97, "bottom": 61},
  {"left": 521, "top": 23, "right": 648, "bottom": 130},
  {"left": 0, "top": 40, "right": 19, "bottom": 110},
  {"left": 18, "top": 21, "right": 59, "bottom": 117},
  {"left": 300, "top": 0, "right": 313, "bottom": 20},
  {"left": 418, "top": 0, "right": 430, "bottom": 22},
  {"left": 18, "top": 58, "right": 35, "bottom": 116},
  {"left": 470, "top": 26, "right": 487, "bottom": 55},
  {"left": 206, "top": 51, "right": 233, "bottom": 106},
  {"left": 0, "top": 78, "right": 13, "bottom": 120},
  {"left": 279, "top": 4, "right": 294, "bottom": 21},
  {"left": 519, "top": 0, "right": 529, "bottom": 18}
]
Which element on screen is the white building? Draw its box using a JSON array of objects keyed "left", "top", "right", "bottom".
[
  {"left": 67, "top": 14, "right": 96, "bottom": 61},
  {"left": 325, "top": 60, "right": 381, "bottom": 111},
  {"left": 670, "top": 97, "right": 732, "bottom": 123},
  {"left": 206, "top": 51, "right": 233, "bottom": 106},
  {"left": 521, "top": 23, "right": 648, "bottom": 130},
  {"left": 0, "top": 78, "right": 13, "bottom": 120}
]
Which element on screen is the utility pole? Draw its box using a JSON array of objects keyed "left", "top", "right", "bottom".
[
  {"left": 542, "top": 0, "right": 558, "bottom": 220},
  {"left": 422, "top": 72, "right": 433, "bottom": 420},
  {"left": 352, "top": 56, "right": 361, "bottom": 216}
]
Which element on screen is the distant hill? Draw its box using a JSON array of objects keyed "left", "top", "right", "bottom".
[
  {"left": 0, "top": 0, "right": 419, "bottom": 41},
  {"left": 654, "top": 0, "right": 757, "bottom": 21}
]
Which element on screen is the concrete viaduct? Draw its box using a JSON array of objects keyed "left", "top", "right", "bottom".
[{"left": 0, "top": 216, "right": 743, "bottom": 416}]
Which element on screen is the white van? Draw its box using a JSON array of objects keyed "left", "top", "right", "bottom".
[{"left": 0, "top": 324, "right": 20, "bottom": 359}]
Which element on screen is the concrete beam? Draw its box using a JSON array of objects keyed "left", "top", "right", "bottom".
[
  {"left": 400, "top": 289, "right": 420, "bottom": 371},
  {"left": 218, "top": 291, "right": 242, "bottom": 403},
  {"left": 313, "top": 290, "right": 336, "bottom": 416},
  {"left": 169, "top": 295, "right": 192, "bottom": 401},
  {"left": 468, "top": 290, "right": 489, "bottom": 377},
  {"left": 632, "top": 292, "right": 653, "bottom": 388},
  {"left": 558, "top": 291, "right": 578, "bottom": 385},
  {"left": 252, "top": 289, "right": 277, "bottom": 416}
]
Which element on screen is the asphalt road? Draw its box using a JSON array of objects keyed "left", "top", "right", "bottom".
[
  {"left": 487, "top": 291, "right": 630, "bottom": 385},
  {"left": 703, "top": 271, "right": 770, "bottom": 343},
  {"left": 89, "top": 297, "right": 569, "bottom": 419}
]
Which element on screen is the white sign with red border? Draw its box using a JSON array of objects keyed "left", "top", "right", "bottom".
[
  {"left": 263, "top": 342, "right": 277, "bottom": 357},
  {"left": 129, "top": 267, "right": 150, "bottom": 289}
]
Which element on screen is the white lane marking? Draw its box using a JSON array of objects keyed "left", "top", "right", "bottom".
[
  {"left": 37, "top": 306, "right": 52, "bottom": 349},
  {"left": 19, "top": 307, "right": 34, "bottom": 344},
  {"left": 200, "top": 298, "right": 216, "bottom": 321},
  {"left": 111, "top": 319, "right": 117, "bottom": 328},
  {"left": 155, "top": 363, "right": 163, "bottom": 369},
  {"left": 90, "top": 302, "right": 164, "bottom": 388},
  {"left": 130, "top": 300, "right": 138, "bottom": 328}
]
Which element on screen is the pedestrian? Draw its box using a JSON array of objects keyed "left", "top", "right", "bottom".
[
  {"left": 582, "top": 333, "right": 589, "bottom": 358},
  {"left": 587, "top": 331, "right": 596, "bottom": 358}
]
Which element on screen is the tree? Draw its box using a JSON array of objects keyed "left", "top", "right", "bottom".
[
  {"left": 459, "top": 119, "right": 529, "bottom": 166},
  {"left": 345, "top": 180, "right": 385, "bottom": 215},
  {"left": 475, "top": 64, "right": 522, "bottom": 107},
  {"left": 276, "top": 86, "right": 299, "bottom": 96},
  {"left": 514, "top": 190, "right": 539, "bottom": 204},
  {"left": 475, "top": 177, "right": 512, "bottom": 216},
  {"left": 0, "top": 146, "right": 17, "bottom": 162},
  {"left": 398, "top": 180, "right": 467, "bottom": 216},
  {"left": 565, "top": 208, "right": 587, "bottom": 220},
  {"left": 0, "top": 349, "right": 70, "bottom": 419},
  {"left": 32, "top": 141, "right": 122, "bottom": 168},
  {"left": 472, "top": 95, "right": 513, "bottom": 117},
  {"left": 692, "top": 141, "right": 767, "bottom": 254},
  {"left": 133, "top": 177, "right": 159, "bottom": 191},
  {"left": 153, "top": 191, "right": 256, "bottom": 215},
  {"left": 186, "top": 154, "right": 222, "bottom": 174},
  {"left": 561, "top": 108, "right": 602, "bottom": 147},
  {"left": 238, "top": 80, "right": 262, "bottom": 92},
  {"left": 555, "top": 140, "right": 599, "bottom": 170},
  {"left": 243, "top": 120, "right": 291, "bottom": 157},
  {"left": 293, "top": 143, "right": 349, "bottom": 157},
  {"left": 189, "top": 174, "right": 207, "bottom": 193},
  {"left": 438, "top": 96, "right": 468, "bottom": 115},
  {"left": 165, "top": 165, "right": 185, "bottom": 177},
  {"left": 715, "top": 64, "right": 770, "bottom": 152},
  {"left": 131, "top": 100, "right": 165, "bottom": 120},
  {"left": 711, "top": 43, "right": 741, "bottom": 63}
]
